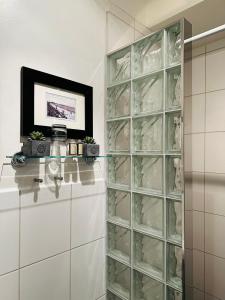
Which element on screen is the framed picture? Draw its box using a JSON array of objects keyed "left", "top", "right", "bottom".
[{"left": 21, "top": 67, "right": 93, "bottom": 139}]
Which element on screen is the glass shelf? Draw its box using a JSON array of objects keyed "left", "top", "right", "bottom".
[{"left": 6, "top": 155, "right": 112, "bottom": 159}]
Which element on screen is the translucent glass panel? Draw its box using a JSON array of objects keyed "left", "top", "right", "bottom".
[
  {"left": 133, "top": 193, "right": 164, "bottom": 237},
  {"left": 167, "top": 287, "right": 182, "bottom": 300},
  {"left": 108, "top": 257, "right": 131, "bottom": 299},
  {"left": 166, "top": 66, "right": 181, "bottom": 110},
  {"left": 133, "top": 31, "right": 164, "bottom": 77},
  {"left": 108, "top": 155, "right": 131, "bottom": 188},
  {"left": 167, "top": 199, "right": 182, "bottom": 244},
  {"left": 134, "top": 231, "right": 164, "bottom": 279},
  {"left": 167, "top": 244, "right": 183, "bottom": 290},
  {"left": 107, "top": 82, "right": 131, "bottom": 119},
  {"left": 108, "top": 47, "right": 131, "bottom": 85},
  {"left": 133, "top": 72, "right": 163, "bottom": 115},
  {"left": 108, "top": 223, "right": 131, "bottom": 264},
  {"left": 107, "top": 291, "right": 123, "bottom": 300},
  {"left": 166, "top": 156, "right": 183, "bottom": 198},
  {"left": 133, "top": 114, "right": 163, "bottom": 153},
  {"left": 166, "top": 111, "right": 182, "bottom": 153},
  {"left": 108, "top": 120, "right": 130, "bottom": 152},
  {"left": 167, "top": 23, "right": 181, "bottom": 67},
  {"left": 108, "top": 189, "right": 131, "bottom": 226},
  {"left": 133, "top": 270, "right": 164, "bottom": 300},
  {"left": 133, "top": 156, "right": 163, "bottom": 194}
]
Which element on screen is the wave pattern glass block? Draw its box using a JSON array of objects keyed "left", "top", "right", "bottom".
[
  {"left": 167, "top": 23, "right": 181, "bottom": 67},
  {"left": 133, "top": 114, "right": 163, "bottom": 152},
  {"left": 167, "top": 244, "right": 183, "bottom": 290},
  {"left": 133, "top": 156, "right": 163, "bottom": 194},
  {"left": 166, "top": 111, "right": 182, "bottom": 153},
  {"left": 133, "top": 72, "right": 163, "bottom": 115},
  {"left": 108, "top": 120, "right": 130, "bottom": 152},
  {"left": 133, "top": 31, "right": 164, "bottom": 77},
  {"left": 134, "top": 231, "right": 164, "bottom": 279},
  {"left": 107, "top": 83, "right": 131, "bottom": 119},
  {"left": 108, "top": 189, "right": 131, "bottom": 226},
  {"left": 133, "top": 193, "right": 164, "bottom": 237},
  {"left": 167, "top": 199, "right": 182, "bottom": 243},
  {"left": 167, "top": 287, "right": 182, "bottom": 300},
  {"left": 134, "top": 270, "right": 164, "bottom": 300},
  {"left": 107, "top": 291, "right": 123, "bottom": 300},
  {"left": 108, "top": 155, "right": 131, "bottom": 188},
  {"left": 166, "top": 66, "right": 181, "bottom": 110},
  {"left": 108, "top": 223, "right": 131, "bottom": 263},
  {"left": 166, "top": 156, "right": 183, "bottom": 198},
  {"left": 107, "top": 257, "right": 131, "bottom": 299},
  {"left": 108, "top": 47, "right": 131, "bottom": 85}
]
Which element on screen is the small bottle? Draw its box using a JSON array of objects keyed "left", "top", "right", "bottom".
[
  {"left": 77, "top": 141, "right": 84, "bottom": 156},
  {"left": 69, "top": 143, "right": 77, "bottom": 156}
]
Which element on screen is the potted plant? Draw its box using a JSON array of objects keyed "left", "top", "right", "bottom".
[
  {"left": 22, "top": 131, "right": 50, "bottom": 157},
  {"left": 82, "top": 136, "right": 99, "bottom": 157}
]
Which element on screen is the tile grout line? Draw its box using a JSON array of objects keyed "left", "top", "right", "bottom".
[
  {"left": 18, "top": 190, "right": 21, "bottom": 300},
  {"left": 203, "top": 47, "right": 206, "bottom": 300},
  {"left": 69, "top": 183, "right": 72, "bottom": 300}
]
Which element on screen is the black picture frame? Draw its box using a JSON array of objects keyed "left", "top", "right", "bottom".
[{"left": 21, "top": 66, "right": 93, "bottom": 139}]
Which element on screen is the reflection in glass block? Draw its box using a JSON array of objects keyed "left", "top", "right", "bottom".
[
  {"left": 166, "top": 156, "right": 183, "bottom": 198},
  {"left": 166, "top": 66, "right": 181, "bottom": 110},
  {"left": 133, "top": 115, "right": 163, "bottom": 152},
  {"left": 108, "top": 156, "right": 131, "bottom": 188},
  {"left": 133, "top": 31, "right": 164, "bottom": 76},
  {"left": 133, "top": 193, "right": 163, "bottom": 237},
  {"left": 134, "top": 270, "right": 164, "bottom": 300},
  {"left": 133, "top": 156, "right": 163, "bottom": 194},
  {"left": 108, "top": 120, "right": 130, "bottom": 152},
  {"left": 108, "top": 223, "right": 131, "bottom": 263},
  {"left": 108, "top": 47, "right": 131, "bottom": 84},
  {"left": 167, "top": 287, "right": 182, "bottom": 300},
  {"left": 107, "top": 290, "right": 123, "bottom": 300},
  {"left": 108, "top": 189, "right": 131, "bottom": 226},
  {"left": 167, "top": 244, "right": 183, "bottom": 289},
  {"left": 107, "top": 257, "right": 131, "bottom": 299},
  {"left": 166, "top": 111, "right": 182, "bottom": 153},
  {"left": 133, "top": 72, "right": 163, "bottom": 115},
  {"left": 167, "top": 23, "right": 181, "bottom": 66},
  {"left": 167, "top": 199, "right": 182, "bottom": 243},
  {"left": 107, "top": 83, "right": 130, "bottom": 119},
  {"left": 134, "top": 231, "right": 164, "bottom": 279}
]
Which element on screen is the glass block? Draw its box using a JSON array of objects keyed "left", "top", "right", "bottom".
[
  {"left": 108, "top": 155, "right": 131, "bottom": 188},
  {"left": 167, "top": 23, "right": 181, "bottom": 67},
  {"left": 167, "top": 244, "right": 183, "bottom": 290},
  {"left": 134, "top": 231, "right": 164, "bottom": 279},
  {"left": 107, "top": 82, "right": 130, "bottom": 119},
  {"left": 133, "top": 193, "right": 164, "bottom": 237},
  {"left": 166, "top": 156, "right": 183, "bottom": 198},
  {"left": 133, "top": 156, "right": 163, "bottom": 194},
  {"left": 134, "top": 270, "right": 164, "bottom": 300},
  {"left": 167, "top": 199, "right": 182, "bottom": 243},
  {"left": 107, "top": 257, "right": 131, "bottom": 299},
  {"left": 107, "top": 290, "right": 123, "bottom": 300},
  {"left": 108, "top": 188, "right": 131, "bottom": 226},
  {"left": 166, "top": 66, "right": 181, "bottom": 110},
  {"left": 166, "top": 111, "right": 182, "bottom": 153},
  {"left": 108, "top": 120, "right": 130, "bottom": 152},
  {"left": 108, "top": 223, "right": 131, "bottom": 264},
  {"left": 167, "top": 287, "right": 182, "bottom": 300},
  {"left": 133, "top": 71, "right": 163, "bottom": 115},
  {"left": 133, "top": 114, "right": 163, "bottom": 153},
  {"left": 133, "top": 31, "right": 164, "bottom": 76},
  {"left": 108, "top": 47, "right": 131, "bottom": 84}
]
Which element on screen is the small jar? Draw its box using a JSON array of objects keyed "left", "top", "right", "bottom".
[
  {"left": 51, "top": 124, "right": 67, "bottom": 142},
  {"left": 69, "top": 143, "right": 77, "bottom": 155},
  {"left": 77, "top": 141, "right": 84, "bottom": 155}
]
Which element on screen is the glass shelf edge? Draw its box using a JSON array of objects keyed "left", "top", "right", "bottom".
[{"left": 6, "top": 155, "right": 112, "bottom": 159}]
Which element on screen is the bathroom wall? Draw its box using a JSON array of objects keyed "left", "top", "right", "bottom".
[{"left": 184, "top": 35, "right": 225, "bottom": 300}]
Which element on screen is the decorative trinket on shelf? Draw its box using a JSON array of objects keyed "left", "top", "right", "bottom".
[
  {"left": 82, "top": 136, "right": 100, "bottom": 157},
  {"left": 51, "top": 124, "right": 67, "bottom": 142},
  {"left": 77, "top": 140, "right": 84, "bottom": 155},
  {"left": 22, "top": 131, "right": 50, "bottom": 157},
  {"left": 68, "top": 143, "right": 77, "bottom": 155}
]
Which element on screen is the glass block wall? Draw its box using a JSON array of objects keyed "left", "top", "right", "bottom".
[{"left": 106, "top": 20, "right": 190, "bottom": 300}]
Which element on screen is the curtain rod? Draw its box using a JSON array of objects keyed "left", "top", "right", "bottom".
[{"left": 184, "top": 24, "right": 225, "bottom": 44}]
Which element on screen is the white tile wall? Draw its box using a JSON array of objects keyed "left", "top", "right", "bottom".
[
  {"left": 205, "top": 132, "right": 225, "bottom": 173},
  {"left": 193, "top": 250, "right": 204, "bottom": 290},
  {"left": 0, "top": 271, "right": 19, "bottom": 300},
  {"left": 184, "top": 133, "right": 205, "bottom": 172},
  {"left": 20, "top": 252, "right": 70, "bottom": 300},
  {"left": 71, "top": 238, "right": 105, "bottom": 300},
  {"left": 206, "top": 90, "right": 225, "bottom": 132}
]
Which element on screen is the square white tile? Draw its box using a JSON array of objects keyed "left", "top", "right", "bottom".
[
  {"left": 206, "top": 89, "right": 225, "bottom": 132},
  {"left": 0, "top": 189, "right": 19, "bottom": 210},
  {"left": 205, "top": 132, "right": 225, "bottom": 173},
  {"left": 71, "top": 238, "right": 105, "bottom": 300},
  {"left": 206, "top": 47, "right": 225, "bottom": 92},
  {"left": 0, "top": 271, "right": 19, "bottom": 300},
  {"left": 185, "top": 172, "right": 204, "bottom": 211},
  {"left": 193, "top": 211, "right": 204, "bottom": 251},
  {"left": 20, "top": 252, "right": 70, "bottom": 300},
  {"left": 193, "top": 250, "right": 204, "bottom": 290},
  {"left": 71, "top": 179, "right": 105, "bottom": 199},
  {"left": 184, "top": 133, "right": 204, "bottom": 172},
  {"left": 20, "top": 201, "right": 70, "bottom": 267}
]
